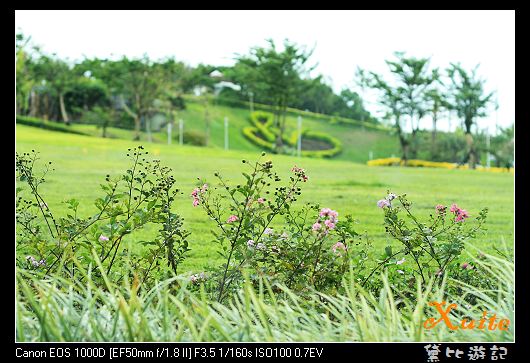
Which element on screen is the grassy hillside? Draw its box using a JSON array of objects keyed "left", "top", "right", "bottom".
[
  {"left": 17, "top": 98, "right": 400, "bottom": 163},
  {"left": 16, "top": 125, "right": 514, "bottom": 273}
]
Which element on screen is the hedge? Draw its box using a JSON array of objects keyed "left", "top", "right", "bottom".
[
  {"left": 367, "top": 157, "right": 515, "bottom": 174},
  {"left": 242, "top": 111, "right": 342, "bottom": 158},
  {"left": 16, "top": 116, "right": 90, "bottom": 136}
]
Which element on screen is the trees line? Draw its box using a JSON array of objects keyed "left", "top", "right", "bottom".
[{"left": 15, "top": 34, "right": 513, "bottom": 168}]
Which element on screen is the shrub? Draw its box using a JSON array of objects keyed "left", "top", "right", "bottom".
[
  {"left": 242, "top": 127, "right": 274, "bottom": 150},
  {"left": 174, "top": 129, "right": 207, "bottom": 146},
  {"left": 364, "top": 192, "right": 489, "bottom": 296},
  {"left": 16, "top": 115, "right": 89, "bottom": 135},
  {"left": 367, "top": 157, "right": 514, "bottom": 174},
  {"left": 16, "top": 146, "right": 190, "bottom": 287},
  {"left": 189, "top": 154, "right": 368, "bottom": 301},
  {"left": 291, "top": 130, "right": 342, "bottom": 158},
  {"left": 243, "top": 112, "right": 342, "bottom": 158}
]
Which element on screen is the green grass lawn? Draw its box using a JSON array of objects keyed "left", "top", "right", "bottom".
[
  {"left": 16, "top": 124, "right": 514, "bottom": 272},
  {"left": 23, "top": 98, "right": 401, "bottom": 163}
]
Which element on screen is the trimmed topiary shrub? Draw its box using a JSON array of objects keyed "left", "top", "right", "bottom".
[{"left": 242, "top": 112, "right": 342, "bottom": 158}]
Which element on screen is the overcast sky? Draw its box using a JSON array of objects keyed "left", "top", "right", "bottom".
[{"left": 15, "top": 10, "right": 515, "bottom": 133}]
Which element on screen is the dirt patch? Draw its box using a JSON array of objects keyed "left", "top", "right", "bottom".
[{"left": 302, "top": 137, "right": 333, "bottom": 151}]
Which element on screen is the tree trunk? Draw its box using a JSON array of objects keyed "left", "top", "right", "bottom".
[
  {"left": 59, "top": 92, "right": 70, "bottom": 125},
  {"left": 29, "top": 90, "right": 39, "bottom": 117},
  {"left": 146, "top": 116, "right": 152, "bottom": 143},
  {"left": 395, "top": 116, "right": 409, "bottom": 165},
  {"left": 133, "top": 115, "right": 141, "bottom": 141},
  {"left": 465, "top": 132, "right": 477, "bottom": 169},
  {"left": 402, "top": 143, "right": 409, "bottom": 164},
  {"left": 410, "top": 130, "right": 418, "bottom": 159},
  {"left": 431, "top": 114, "right": 438, "bottom": 160},
  {"left": 43, "top": 94, "right": 50, "bottom": 121}
]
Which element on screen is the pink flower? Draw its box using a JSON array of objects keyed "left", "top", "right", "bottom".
[
  {"left": 455, "top": 209, "right": 470, "bottom": 222},
  {"left": 324, "top": 219, "right": 336, "bottom": 230},
  {"left": 201, "top": 183, "right": 208, "bottom": 193},
  {"left": 257, "top": 197, "right": 265, "bottom": 204},
  {"left": 435, "top": 204, "right": 446, "bottom": 213},
  {"left": 332, "top": 242, "right": 347, "bottom": 256},
  {"left": 450, "top": 203, "right": 470, "bottom": 222},
  {"left": 291, "top": 165, "right": 305, "bottom": 173},
  {"left": 99, "top": 235, "right": 109, "bottom": 242},
  {"left": 461, "top": 262, "right": 473, "bottom": 270},
  {"left": 191, "top": 187, "right": 201, "bottom": 207},
  {"left": 291, "top": 165, "right": 308, "bottom": 182},
  {"left": 312, "top": 222, "right": 322, "bottom": 231},
  {"left": 319, "top": 208, "right": 338, "bottom": 223},
  {"left": 227, "top": 215, "right": 238, "bottom": 223},
  {"left": 377, "top": 199, "right": 391, "bottom": 208},
  {"left": 320, "top": 208, "right": 331, "bottom": 217}
]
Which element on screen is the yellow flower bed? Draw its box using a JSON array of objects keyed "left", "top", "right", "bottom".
[{"left": 367, "top": 157, "right": 514, "bottom": 174}]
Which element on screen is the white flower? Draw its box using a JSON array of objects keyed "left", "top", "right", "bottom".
[
  {"left": 256, "top": 243, "right": 266, "bottom": 250},
  {"left": 396, "top": 258, "right": 406, "bottom": 265},
  {"left": 397, "top": 269, "right": 405, "bottom": 274},
  {"left": 247, "top": 239, "right": 255, "bottom": 248},
  {"left": 264, "top": 228, "right": 274, "bottom": 235},
  {"left": 387, "top": 193, "right": 397, "bottom": 201}
]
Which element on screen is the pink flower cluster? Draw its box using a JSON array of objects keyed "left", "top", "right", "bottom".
[
  {"left": 377, "top": 193, "right": 396, "bottom": 209},
  {"left": 191, "top": 184, "right": 208, "bottom": 207},
  {"left": 291, "top": 165, "right": 308, "bottom": 182},
  {"left": 332, "top": 242, "right": 347, "bottom": 256},
  {"left": 377, "top": 199, "right": 391, "bottom": 208},
  {"left": 313, "top": 208, "right": 339, "bottom": 233},
  {"left": 190, "top": 272, "right": 207, "bottom": 284},
  {"left": 26, "top": 256, "right": 45, "bottom": 268},
  {"left": 227, "top": 215, "right": 239, "bottom": 223},
  {"left": 450, "top": 203, "right": 470, "bottom": 222},
  {"left": 435, "top": 204, "right": 446, "bottom": 214}
]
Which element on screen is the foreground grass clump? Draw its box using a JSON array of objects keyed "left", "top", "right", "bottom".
[{"left": 16, "top": 250, "right": 513, "bottom": 342}]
